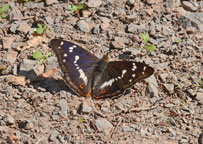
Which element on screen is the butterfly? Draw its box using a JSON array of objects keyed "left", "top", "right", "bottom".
[{"left": 50, "top": 39, "right": 154, "bottom": 99}]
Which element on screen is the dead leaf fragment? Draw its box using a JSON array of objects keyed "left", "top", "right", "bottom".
[
  {"left": 5, "top": 75, "right": 26, "bottom": 86},
  {"left": 9, "top": 134, "right": 19, "bottom": 144},
  {"left": 38, "top": 68, "right": 56, "bottom": 81}
]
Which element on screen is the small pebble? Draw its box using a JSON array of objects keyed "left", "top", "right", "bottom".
[
  {"left": 77, "top": 20, "right": 90, "bottom": 33},
  {"left": 95, "top": 118, "right": 113, "bottom": 134}
]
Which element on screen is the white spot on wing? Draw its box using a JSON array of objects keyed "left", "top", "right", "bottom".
[
  {"left": 100, "top": 69, "right": 128, "bottom": 89},
  {"left": 73, "top": 45, "right": 77, "bottom": 48},
  {"left": 69, "top": 46, "right": 74, "bottom": 53},
  {"left": 63, "top": 59, "right": 66, "bottom": 62},
  {"left": 64, "top": 53, "right": 67, "bottom": 57},
  {"left": 100, "top": 79, "right": 115, "bottom": 89},
  {"left": 129, "top": 79, "right": 132, "bottom": 82},
  {"left": 132, "top": 63, "right": 137, "bottom": 71},
  {"left": 60, "top": 42, "right": 64, "bottom": 45},
  {"left": 143, "top": 66, "right": 146, "bottom": 71},
  {"left": 132, "top": 74, "right": 136, "bottom": 77},
  {"left": 74, "top": 55, "right": 79, "bottom": 64},
  {"left": 121, "top": 69, "right": 127, "bottom": 78},
  {"left": 142, "top": 71, "right": 144, "bottom": 74},
  {"left": 78, "top": 69, "right": 87, "bottom": 84}
]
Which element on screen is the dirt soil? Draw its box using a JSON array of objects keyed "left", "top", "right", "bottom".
[{"left": 0, "top": 0, "right": 203, "bottom": 143}]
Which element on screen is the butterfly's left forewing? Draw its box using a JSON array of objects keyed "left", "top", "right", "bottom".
[
  {"left": 92, "top": 61, "right": 154, "bottom": 99},
  {"left": 50, "top": 39, "right": 98, "bottom": 96}
]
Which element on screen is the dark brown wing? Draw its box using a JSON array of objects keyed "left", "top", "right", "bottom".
[{"left": 92, "top": 61, "right": 154, "bottom": 99}]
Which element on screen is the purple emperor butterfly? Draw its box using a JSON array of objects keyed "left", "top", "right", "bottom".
[{"left": 50, "top": 39, "right": 154, "bottom": 99}]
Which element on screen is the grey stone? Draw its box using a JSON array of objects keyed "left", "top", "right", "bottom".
[
  {"left": 162, "top": 26, "right": 173, "bottom": 35},
  {"left": 46, "top": 0, "right": 58, "bottom": 5},
  {"left": 165, "top": 104, "right": 175, "bottom": 108},
  {"left": 9, "top": 23, "right": 18, "bottom": 33},
  {"left": 46, "top": 16, "right": 54, "bottom": 25},
  {"left": 168, "top": 118, "right": 176, "bottom": 126},
  {"left": 182, "top": 117, "right": 188, "bottom": 124},
  {"left": 17, "top": 21, "right": 31, "bottom": 34},
  {"left": 146, "top": 0, "right": 156, "bottom": 4},
  {"left": 25, "top": 121, "right": 34, "bottom": 130},
  {"left": 114, "top": 8, "right": 126, "bottom": 16},
  {"left": 20, "top": 59, "right": 36, "bottom": 72},
  {"left": 59, "top": 99, "right": 67, "bottom": 118},
  {"left": 3, "top": 50, "right": 18, "bottom": 64},
  {"left": 122, "top": 125, "right": 135, "bottom": 132},
  {"left": 114, "top": 37, "right": 129, "bottom": 44},
  {"left": 14, "top": 131, "right": 22, "bottom": 140},
  {"left": 13, "top": 64, "right": 18, "bottom": 75},
  {"left": 26, "top": 2, "right": 44, "bottom": 9},
  {"left": 81, "top": 102, "right": 92, "bottom": 113},
  {"left": 125, "top": 14, "right": 137, "bottom": 23},
  {"left": 179, "top": 13, "right": 203, "bottom": 32},
  {"left": 100, "top": 17, "right": 110, "bottom": 24},
  {"left": 159, "top": 73, "right": 168, "bottom": 82},
  {"left": 92, "top": 24, "right": 100, "bottom": 34},
  {"left": 58, "top": 135, "right": 65, "bottom": 143},
  {"left": 163, "top": 0, "right": 181, "bottom": 8},
  {"left": 95, "top": 118, "right": 113, "bottom": 134},
  {"left": 77, "top": 20, "right": 90, "bottom": 33},
  {"left": 4, "top": 114, "right": 15, "bottom": 124},
  {"left": 19, "top": 59, "right": 37, "bottom": 81},
  {"left": 180, "top": 138, "right": 188, "bottom": 143},
  {"left": 2, "top": 37, "right": 15, "bottom": 49},
  {"left": 163, "top": 83, "right": 174, "bottom": 94},
  {"left": 101, "top": 107, "right": 109, "bottom": 112},
  {"left": 45, "top": 57, "right": 59, "bottom": 75},
  {"left": 187, "top": 88, "right": 196, "bottom": 96},
  {"left": 127, "top": 24, "right": 144, "bottom": 34},
  {"left": 168, "top": 127, "right": 176, "bottom": 137},
  {"left": 54, "top": 16, "right": 62, "bottom": 24},
  {"left": 33, "top": 64, "right": 44, "bottom": 77},
  {"left": 115, "top": 102, "right": 125, "bottom": 111},
  {"left": 149, "top": 38, "right": 158, "bottom": 45},
  {"left": 51, "top": 114, "right": 60, "bottom": 121},
  {"left": 145, "top": 75, "right": 159, "bottom": 98},
  {"left": 9, "top": 3, "right": 23, "bottom": 20},
  {"left": 111, "top": 41, "right": 125, "bottom": 49},
  {"left": 140, "top": 128, "right": 147, "bottom": 136},
  {"left": 0, "top": 120, "right": 6, "bottom": 126},
  {"left": 127, "top": 0, "right": 135, "bottom": 6},
  {"left": 182, "top": 1, "right": 198, "bottom": 12},
  {"left": 196, "top": 92, "right": 203, "bottom": 103},
  {"left": 87, "top": 0, "right": 102, "bottom": 8},
  {"left": 49, "top": 130, "right": 59, "bottom": 141},
  {"left": 13, "top": 93, "right": 21, "bottom": 99}
]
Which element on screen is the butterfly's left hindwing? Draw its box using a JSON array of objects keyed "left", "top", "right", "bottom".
[{"left": 50, "top": 39, "right": 98, "bottom": 96}]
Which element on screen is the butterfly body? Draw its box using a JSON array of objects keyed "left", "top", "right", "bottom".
[{"left": 50, "top": 39, "right": 154, "bottom": 99}]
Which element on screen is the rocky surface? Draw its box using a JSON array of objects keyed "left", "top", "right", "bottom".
[{"left": 0, "top": 0, "right": 202, "bottom": 143}]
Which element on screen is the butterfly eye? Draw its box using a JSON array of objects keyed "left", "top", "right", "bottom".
[
  {"left": 80, "top": 84, "right": 84, "bottom": 89},
  {"left": 101, "top": 89, "right": 106, "bottom": 94}
]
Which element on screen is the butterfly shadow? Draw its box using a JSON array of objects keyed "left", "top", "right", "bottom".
[{"left": 18, "top": 69, "right": 73, "bottom": 94}]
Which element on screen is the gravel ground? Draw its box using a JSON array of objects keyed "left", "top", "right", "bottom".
[{"left": 0, "top": 0, "right": 203, "bottom": 143}]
